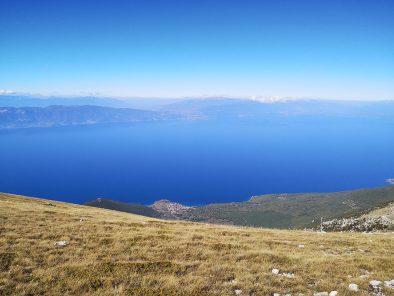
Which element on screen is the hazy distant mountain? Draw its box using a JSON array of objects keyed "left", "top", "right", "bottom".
[
  {"left": 2, "top": 95, "right": 394, "bottom": 129},
  {"left": 0, "top": 94, "right": 180, "bottom": 110},
  {"left": 0, "top": 105, "right": 179, "bottom": 129},
  {"left": 160, "top": 98, "right": 394, "bottom": 120}
]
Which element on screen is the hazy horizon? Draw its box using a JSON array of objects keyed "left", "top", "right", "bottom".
[
  {"left": 1, "top": 91, "right": 394, "bottom": 103},
  {"left": 1, "top": 0, "right": 393, "bottom": 100}
]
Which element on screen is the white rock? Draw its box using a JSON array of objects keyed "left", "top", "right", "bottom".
[
  {"left": 384, "top": 280, "right": 394, "bottom": 289},
  {"left": 54, "top": 240, "right": 67, "bottom": 247},
  {"left": 230, "top": 279, "right": 237, "bottom": 284},
  {"left": 273, "top": 294, "right": 280, "bottom": 296},
  {"left": 234, "top": 289, "right": 242, "bottom": 295},
  {"left": 298, "top": 244, "right": 305, "bottom": 248},
  {"left": 282, "top": 272, "right": 295, "bottom": 278},
  {"left": 348, "top": 284, "right": 359, "bottom": 292},
  {"left": 329, "top": 291, "right": 338, "bottom": 296},
  {"left": 284, "top": 294, "right": 292, "bottom": 296},
  {"left": 272, "top": 268, "right": 280, "bottom": 274},
  {"left": 314, "top": 292, "right": 329, "bottom": 296},
  {"left": 370, "top": 280, "right": 381, "bottom": 287}
]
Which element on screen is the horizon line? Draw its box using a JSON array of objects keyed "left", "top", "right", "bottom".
[{"left": 1, "top": 90, "right": 394, "bottom": 102}]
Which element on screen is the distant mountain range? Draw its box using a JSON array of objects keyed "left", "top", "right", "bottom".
[
  {"left": 1, "top": 95, "right": 394, "bottom": 129},
  {"left": 0, "top": 105, "right": 181, "bottom": 129},
  {"left": 160, "top": 98, "right": 394, "bottom": 120},
  {"left": 0, "top": 94, "right": 179, "bottom": 109},
  {"left": 85, "top": 185, "right": 394, "bottom": 229}
]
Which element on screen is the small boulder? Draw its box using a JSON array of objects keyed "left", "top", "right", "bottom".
[
  {"left": 370, "top": 280, "right": 381, "bottom": 287},
  {"left": 298, "top": 244, "right": 305, "bottom": 248},
  {"left": 314, "top": 292, "right": 328, "bottom": 296},
  {"left": 329, "top": 291, "right": 338, "bottom": 296},
  {"left": 272, "top": 268, "right": 280, "bottom": 274},
  {"left": 348, "top": 284, "right": 359, "bottom": 292},
  {"left": 369, "top": 280, "right": 384, "bottom": 296},
  {"left": 234, "top": 289, "right": 242, "bottom": 295},
  {"left": 54, "top": 240, "right": 67, "bottom": 247},
  {"left": 282, "top": 272, "right": 295, "bottom": 278},
  {"left": 384, "top": 280, "right": 394, "bottom": 289}
]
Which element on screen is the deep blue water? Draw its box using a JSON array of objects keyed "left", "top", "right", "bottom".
[{"left": 1, "top": 118, "right": 393, "bottom": 205}]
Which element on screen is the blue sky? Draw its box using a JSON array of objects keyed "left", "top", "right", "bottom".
[{"left": 0, "top": 0, "right": 393, "bottom": 99}]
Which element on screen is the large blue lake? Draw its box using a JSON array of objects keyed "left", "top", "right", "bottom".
[{"left": 1, "top": 118, "right": 393, "bottom": 205}]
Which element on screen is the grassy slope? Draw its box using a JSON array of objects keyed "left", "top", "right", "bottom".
[
  {"left": 1, "top": 193, "right": 393, "bottom": 296},
  {"left": 85, "top": 198, "right": 161, "bottom": 218},
  {"left": 192, "top": 186, "right": 394, "bottom": 228}
]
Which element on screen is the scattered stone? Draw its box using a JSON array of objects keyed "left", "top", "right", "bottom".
[
  {"left": 271, "top": 268, "right": 295, "bottom": 278},
  {"left": 384, "top": 280, "right": 394, "bottom": 289},
  {"left": 369, "top": 280, "right": 384, "bottom": 296},
  {"left": 282, "top": 272, "right": 295, "bottom": 278},
  {"left": 329, "top": 291, "right": 338, "bottom": 296},
  {"left": 348, "top": 283, "right": 359, "bottom": 292},
  {"left": 234, "top": 289, "right": 242, "bottom": 295},
  {"left": 230, "top": 279, "right": 237, "bottom": 284},
  {"left": 54, "top": 240, "right": 67, "bottom": 247},
  {"left": 370, "top": 280, "right": 382, "bottom": 287},
  {"left": 314, "top": 292, "right": 328, "bottom": 296},
  {"left": 272, "top": 268, "right": 280, "bottom": 274}
]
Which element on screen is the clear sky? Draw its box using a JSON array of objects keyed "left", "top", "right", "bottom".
[{"left": 0, "top": 0, "right": 393, "bottom": 100}]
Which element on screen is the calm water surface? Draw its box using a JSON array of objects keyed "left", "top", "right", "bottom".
[{"left": 1, "top": 118, "right": 393, "bottom": 204}]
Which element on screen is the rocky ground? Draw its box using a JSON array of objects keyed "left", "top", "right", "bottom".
[{"left": 321, "top": 203, "right": 394, "bottom": 232}]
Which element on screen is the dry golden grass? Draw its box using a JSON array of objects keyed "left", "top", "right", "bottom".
[{"left": 1, "top": 193, "right": 393, "bottom": 296}]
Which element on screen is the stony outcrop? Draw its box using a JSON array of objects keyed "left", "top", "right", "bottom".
[{"left": 321, "top": 216, "right": 393, "bottom": 232}]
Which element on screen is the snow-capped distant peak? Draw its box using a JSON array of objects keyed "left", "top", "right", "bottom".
[
  {"left": 248, "top": 96, "right": 290, "bottom": 103},
  {"left": 0, "top": 90, "right": 16, "bottom": 95}
]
